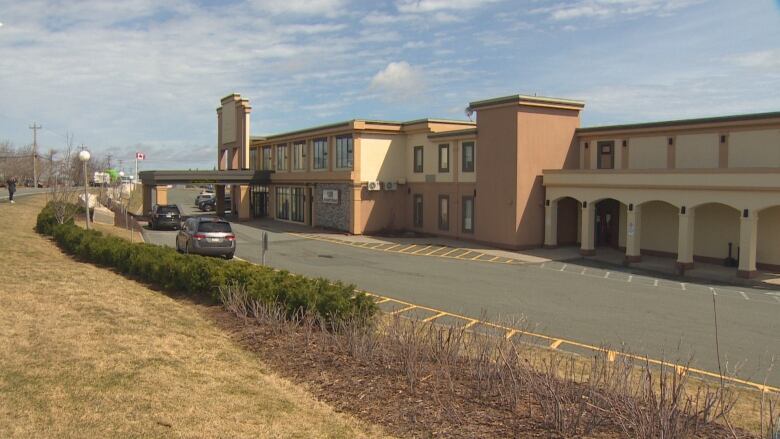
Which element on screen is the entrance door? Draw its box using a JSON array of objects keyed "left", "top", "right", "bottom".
[
  {"left": 595, "top": 199, "right": 621, "bottom": 247},
  {"left": 250, "top": 185, "right": 268, "bottom": 218}
]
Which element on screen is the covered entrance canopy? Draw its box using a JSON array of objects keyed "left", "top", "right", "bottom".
[{"left": 138, "top": 170, "right": 272, "bottom": 220}]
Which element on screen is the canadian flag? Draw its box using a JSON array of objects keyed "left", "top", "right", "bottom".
[{"left": 136, "top": 152, "right": 146, "bottom": 160}]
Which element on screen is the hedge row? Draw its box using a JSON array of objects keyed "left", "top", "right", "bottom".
[{"left": 36, "top": 202, "right": 377, "bottom": 323}]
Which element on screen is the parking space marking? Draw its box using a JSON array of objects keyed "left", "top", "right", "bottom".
[
  {"left": 739, "top": 291, "right": 749, "bottom": 300},
  {"left": 384, "top": 244, "right": 402, "bottom": 252},
  {"left": 398, "top": 244, "right": 418, "bottom": 253},
  {"left": 359, "top": 290, "right": 779, "bottom": 394},
  {"left": 412, "top": 245, "right": 432, "bottom": 255}
]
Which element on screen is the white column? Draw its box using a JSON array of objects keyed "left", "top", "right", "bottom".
[
  {"left": 544, "top": 200, "right": 558, "bottom": 248},
  {"left": 738, "top": 211, "right": 758, "bottom": 278},
  {"left": 677, "top": 207, "right": 695, "bottom": 272},
  {"left": 580, "top": 201, "right": 595, "bottom": 256},
  {"left": 625, "top": 204, "right": 642, "bottom": 263}
]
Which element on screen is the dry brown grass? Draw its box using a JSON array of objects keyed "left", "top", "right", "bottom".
[{"left": 0, "top": 195, "right": 391, "bottom": 439}]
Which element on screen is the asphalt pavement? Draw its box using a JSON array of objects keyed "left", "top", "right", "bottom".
[{"left": 143, "top": 188, "right": 780, "bottom": 388}]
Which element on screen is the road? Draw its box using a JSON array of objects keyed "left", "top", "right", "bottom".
[{"left": 144, "top": 188, "right": 780, "bottom": 388}]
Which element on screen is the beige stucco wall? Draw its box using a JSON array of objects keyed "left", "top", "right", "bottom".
[
  {"left": 693, "top": 203, "right": 740, "bottom": 260},
  {"left": 221, "top": 102, "right": 236, "bottom": 144},
  {"left": 758, "top": 206, "right": 780, "bottom": 266},
  {"left": 639, "top": 201, "right": 678, "bottom": 254},
  {"left": 676, "top": 133, "right": 719, "bottom": 169},
  {"left": 728, "top": 129, "right": 780, "bottom": 167},
  {"left": 359, "top": 134, "right": 406, "bottom": 183},
  {"left": 628, "top": 136, "right": 667, "bottom": 169}
]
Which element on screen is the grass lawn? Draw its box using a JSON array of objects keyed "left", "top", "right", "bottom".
[{"left": 0, "top": 195, "right": 390, "bottom": 438}]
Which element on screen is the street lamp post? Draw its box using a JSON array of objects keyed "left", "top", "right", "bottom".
[{"left": 78, "top": 150, "right": 91, "bottom": 230}]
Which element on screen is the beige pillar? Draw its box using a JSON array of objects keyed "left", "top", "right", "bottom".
[
  {"left": 142, "top": 184, "right": 153, "bottom": 214},
  {"left": 216, "top": 185, "right": 225, "bottom": 217},
  {"left": 580, "top": 201, "right": 595, "bottom": 256},
  {"left": 544, "top": 200, "right": 558, "bottom": 248},
  {"left": 237, "top": 185, "right": 250, "bottom": 221},
  {"left": 737, "top": 211, "right": 758, "bottom": 278},
  {"left": 156, "top": 186, "right": 168, "bottom": 205},
  {"left": 625, "top": 204, "right": 642, "bottom": 263},
  {"left": 676, "top": 207, "right": 695, "bottom": 272}
]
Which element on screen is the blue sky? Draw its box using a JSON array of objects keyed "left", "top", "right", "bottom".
[{"left": 1, "top": 0, "right": 779, "bottom": 171}]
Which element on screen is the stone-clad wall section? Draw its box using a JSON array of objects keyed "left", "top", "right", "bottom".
[{"left": 315, "top": 183, "right": 351, "bottom": 232}]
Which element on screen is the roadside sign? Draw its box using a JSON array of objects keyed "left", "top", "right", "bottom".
[{"left": 261, "top": 232, "right": 268, "bottom": 265}]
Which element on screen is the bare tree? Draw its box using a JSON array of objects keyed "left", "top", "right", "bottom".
[{"left": 46, "top": 132, "right": 80, "bottom": 225}]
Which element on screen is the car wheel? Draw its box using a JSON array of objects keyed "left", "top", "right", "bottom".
[
  {"left": 225, "top": 253, "right": 234, "bottom": 260},
  {"left": 205, "top": 205, "right": 213, "bottom": 212}
]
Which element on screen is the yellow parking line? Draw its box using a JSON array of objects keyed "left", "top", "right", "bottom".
[
  {"left": 463, "top": 320, "right": 477, "bottom": 329},
  {"left": 398, "top": 244, "right": 418, "bottom": 253},
  {"left": 384, "top": 244, "right": 402, "bottom": 252},
  {"left": 427, "top": 247, "right": 449, "bottom": 256},
  {"left": 440, "top": 248, "right": 460, "bottom": 257},
  {"left": 549, "top": 339, "right": 563, "bottom": 349},
  {"left": 457, "top": 251, "right": 476, "bottom": 259},
  {"left": 505, "top": 329, "right": 518, "bottom": 340},
  {"left": 423, "top": 312, "right": 447, "bottom": 322},
  {"left": 470, "top": 253, "right": 483, "bottom": 260},
  {"left": 488, "top": 255, "right": 501, "bottom": 262},
  {"left": 390, "top": 305, "right": 417, "bottom": 315},
  {"left": 412, "top": 245, "right": 432, "bottom": 254}
]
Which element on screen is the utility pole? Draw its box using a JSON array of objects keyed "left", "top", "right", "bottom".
[
  {"left": 106, "top": 153, "right": 112, "bottom": 169},
  {"left": 29, "top": 122, "right": 42, "bottom": 187}
]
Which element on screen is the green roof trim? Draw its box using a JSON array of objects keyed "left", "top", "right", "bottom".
[
  {"left": 428, "top": 128, "right": 478, "bottom": 139},
  {"left": 468, "top": 94, "right": 585, "bottom": 110},
  {"left": 577, "top": 111, "right": 780, "bottom": 134}
]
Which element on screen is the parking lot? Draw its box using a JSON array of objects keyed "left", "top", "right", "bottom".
[{"left": 142, "top": 188, "right": 780, "bottom": 389}]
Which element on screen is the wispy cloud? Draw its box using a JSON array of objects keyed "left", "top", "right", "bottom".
[{"left": 534, "top": 0, "right": 704, "bottom": 21}]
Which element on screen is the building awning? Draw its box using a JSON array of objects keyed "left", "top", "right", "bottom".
[{"left": 139, "top": 170, "right": 272, "bottom": 186}]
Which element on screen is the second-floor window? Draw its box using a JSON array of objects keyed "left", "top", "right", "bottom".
[
  {"left": 293, "top": 142, "right": 305, "bottom": 170},
  {"left": 262, "top": 146, "right": 273, "bottom": 170},
  {"left": 313, "top": 138, "right": 328, "bottom": 169},
  {"left": 336, "top": 135, "right": 354, "bottom": 169},
  {"left": 413, "top": 146, "right": 424, "bottom": 173},
  {"left": 462, "top": 141, "right": 475, "bottom": 172},
  {"left": 438, "top": 144, "right": 449, "bottom": 173},
  {"left": 598, "top": 141, "right": 614, "bottom": 169},
  {"left": 276, "top": 144, "right": 288, "bottom": 171}
]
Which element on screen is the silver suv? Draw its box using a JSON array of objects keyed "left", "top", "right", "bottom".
[{"left": 176, "top": 217, "right": 235, "bottom": 259}]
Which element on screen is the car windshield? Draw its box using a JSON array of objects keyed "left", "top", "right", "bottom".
[
  {"left": 197, "top": 222, "right": 232, "bottom": 233},
  {"left": 159, "top": 206, "right": 180, "bottom": 214}
]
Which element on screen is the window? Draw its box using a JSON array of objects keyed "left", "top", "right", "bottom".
[
  {"left": 462, "top": 141, "right": 474, "bottom": 172},
  {"left": 276, "top": 144, "right": 288, "bottom": 171},
  {"left": 293, "top": 142, "right": 305, "bottom": 170},
  {"left": 413, "top": 146, "right": 424, "bottom": 173},
  {"left": 313, "top": 138, "right": 328, "bottom": 169},
  {"left": 335, "top": 135, "right": 354, "bottom": 169},
  {"left": 462, "top": 196, "right": 474, "bottom": 233},
  {"left": 438, "top": 195, "right": 449, "bottom": 231},
  {"left": 413, "top": 194, "right": 423, "bottom": 227},
  {"left": 597, "top": 141, "right": 614, "bottom": 169},
  {"left": 249, "top": 148, "right": 258, "bottom": 171},
  {"left": 262, "top": 146, "right": 273, "bottom": 170},
  {"left": 275, "top": 187, "right": 305, "bottom": 222},
  {"left": 438, "top": 144, "right": 449, "bottom": 173}
]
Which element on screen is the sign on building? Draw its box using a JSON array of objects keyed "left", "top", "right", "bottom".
[{"left": 322, "top": 189, "right": 339, "bottom": 204}]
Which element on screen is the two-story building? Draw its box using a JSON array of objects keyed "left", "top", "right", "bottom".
[{"left": 212, "top": 93, "right": 780, "bottom": 278}]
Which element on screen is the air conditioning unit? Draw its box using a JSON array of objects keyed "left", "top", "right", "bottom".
[
  {"left": 384, "top": 181, "right": 397, "bottom": 191},
  {"left": 367, "top": 181, "right": 381, "bottom": 191}
]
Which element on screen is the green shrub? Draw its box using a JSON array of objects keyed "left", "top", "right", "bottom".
[
  {"left": 35, "top": 201, "right": 79, "bottom": 235},
  {"left": 37, "top": 202, "right": 376, "bottom": 323}
]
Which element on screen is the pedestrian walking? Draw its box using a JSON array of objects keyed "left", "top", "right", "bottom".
[{"left": 6, "top": 176, "right": 17, "bottom": 204}]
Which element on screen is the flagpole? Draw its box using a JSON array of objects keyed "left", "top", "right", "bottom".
[{"left": 135, "top": 156, "right": 138, "bottom": 185}]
